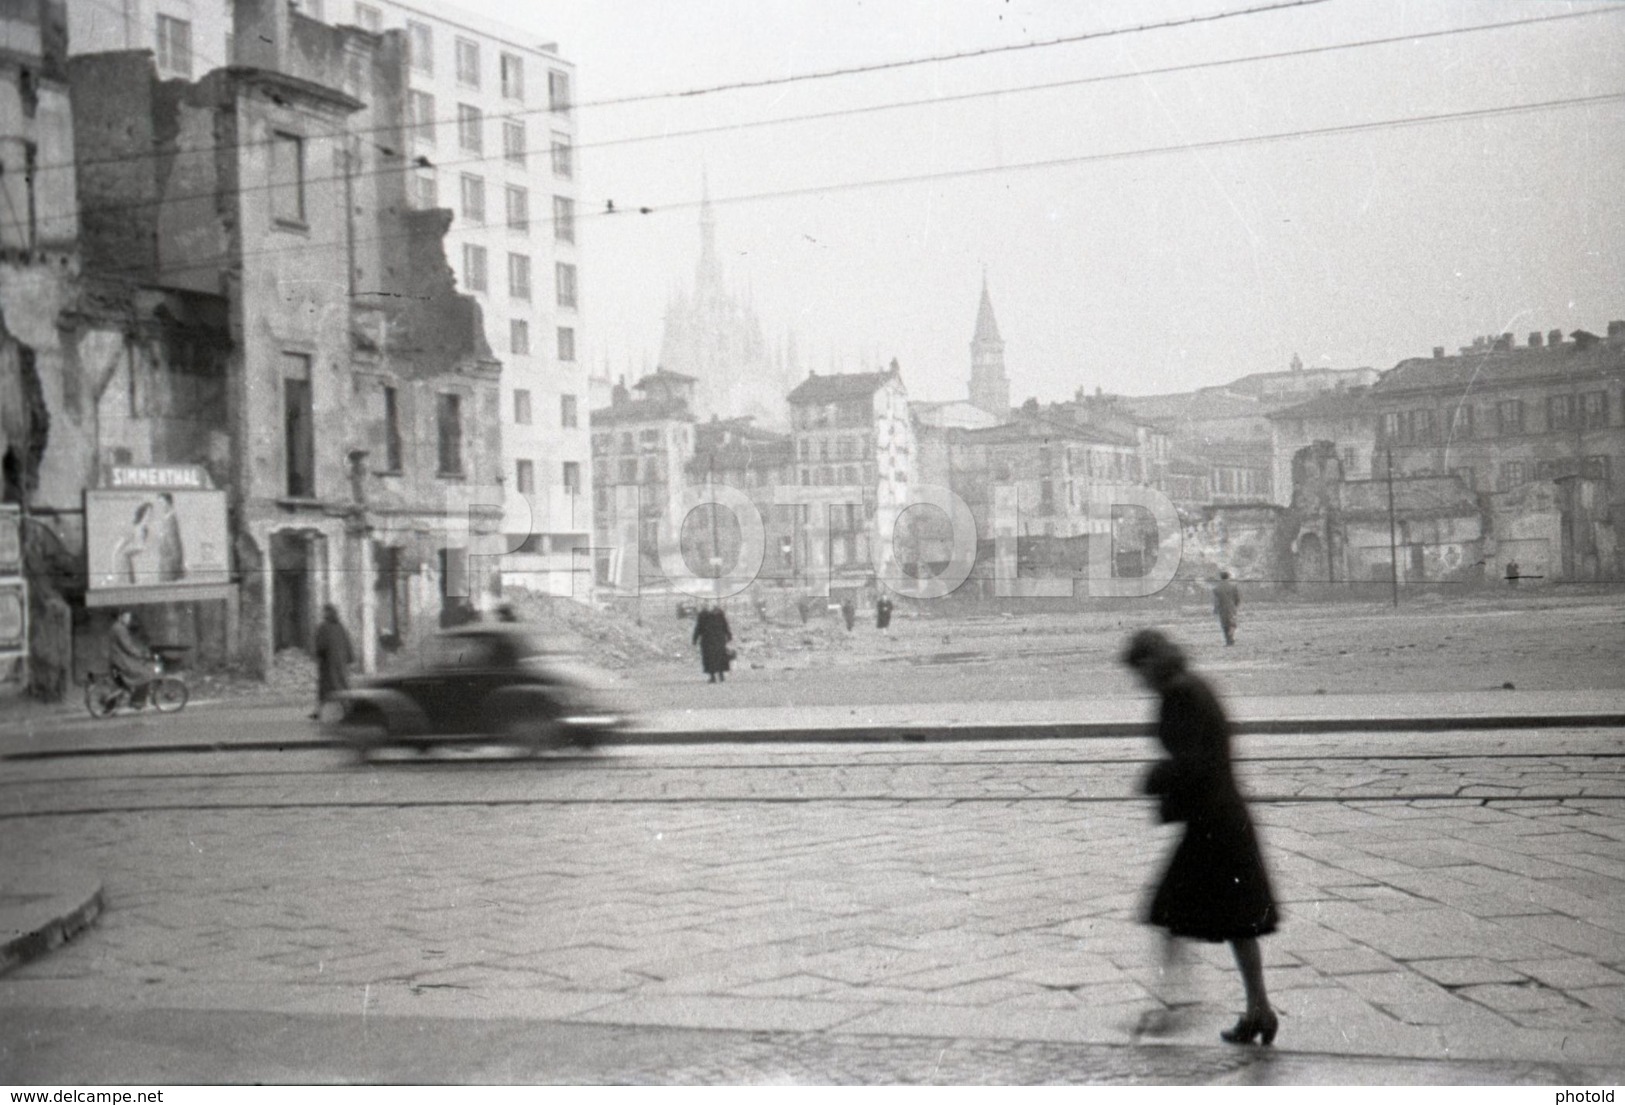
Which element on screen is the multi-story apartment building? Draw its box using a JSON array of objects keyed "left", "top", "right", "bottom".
[
  {"left": 66, "top": 0, "right": 590, "bottom": 597},
  {"left": 588, "top": 371, "right": 697, "bottom": 592},
  {"left": 786, "top": 365, "right": 914, "bottom": 596},
  {"left": 686, "top": 417, "right": 796, "bottom": 584},
  {"left": 1265, "top": 387, "right": 1378, "bottom": 505},
  {"left": 1372, "top": 327, "right": 1624, "bottom": 503}
]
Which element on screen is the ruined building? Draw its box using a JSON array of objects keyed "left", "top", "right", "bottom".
[{"left": 4, "top": 0, "right": 504, "bottom": 695}]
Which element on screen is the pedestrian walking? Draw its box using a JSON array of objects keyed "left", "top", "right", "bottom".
[
  {"left": 1212, "top": 570, "right": 1241, "bottom": 645},
  {"left": 840, "top": 598, "right": 856, "bottom": 632},
  {"left": 875, "top": 595, "right": 893, "bottom": 633},
  {"left": 796, "top": 597, "right": 810, "bottom": 625},
  {"left": 1122, "top": 628, "right": 1279, "bottom": 1046},
  {"left": 312, "top": 604, "right": 354, "bottom": 720},
  {"left": 693, "top": 602, "right": 733, "bottom": 684},
  {"left": 1505, "top": 560, "right": 1521, "bottom": 588}
]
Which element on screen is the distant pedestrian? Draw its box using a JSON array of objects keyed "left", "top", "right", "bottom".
[
  {"left": 312, "top": 604, "right": 354, "bottom": 720},
  {"left": 1122, "top": 629, "right": 1279, "bottom": 1047},
  {"left": 797, "top": 597, "right": 811, "bottom": 625},
  {"left": 840, "top": 598, "right": 856, "bottom": 632},
  {"left": 1505, "top": 560, "right": 1520, "bottom": 588},
  {"left": 693, "top": 602, "right": 733, "bottom": 684},
  {"left": 754, "top": 595, "right": 770, "bottom": 624},
  {"left": 875, "top": 596, "right": 893, "bottom": 633},
  {"left": 1212, "top": 570, "right": 1241, "bottom": 646}
]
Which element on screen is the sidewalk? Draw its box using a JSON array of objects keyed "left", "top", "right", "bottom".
[
  {"left": 4, "top": 687, "right": 1624, "bottom": 760},
  {"left": 0, "top": 870, "right": 102, "bottom": 977}
]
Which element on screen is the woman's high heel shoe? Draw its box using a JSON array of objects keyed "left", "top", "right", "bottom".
[{"left": 1220, "top": 1008, "right": 1279, "bottom": 1046}]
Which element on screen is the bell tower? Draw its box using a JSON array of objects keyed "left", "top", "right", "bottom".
[{"left": 968, "top": 274, "right": 1009, "bottom": 419}]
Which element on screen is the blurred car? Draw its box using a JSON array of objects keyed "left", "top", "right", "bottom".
[{"left": 327, "top": 625, "right": 623, "bottom": 757}]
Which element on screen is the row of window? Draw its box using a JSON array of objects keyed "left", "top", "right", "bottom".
[
  {"left": 459, "top": 248, "right": 576, "bottom": 307},
  {"left": 155, "top": 9, "right": 571, "bottom": 114},
  {"left": 513, "top": 459, "right": 582, "bottom": 496},
  {"left": 591, "top": 428, "right": 679, "bottom": 455},
  {"left": 451, "top": 177, "right": 574, "bottom": 239},
  {"left": 511, "top": 389, "right": 577, "bottom": 427},
  {"left": 409, "top": 98, "right": 573, "bottom": 178},
  {"left": 792, "top": 401, "right": 873, "bottom": 430},
  {"left": 1494, "top": 456, "right": 1613, "bottom": 491},
  {"left": 1380, "top": 392, "right": 1611, "bottom": 444},
  {"left": 798, "top": 465, "right": 883, "bottom": 487},
  {"left": 506, "top": 320, "right": 575, "bottom": 361}
]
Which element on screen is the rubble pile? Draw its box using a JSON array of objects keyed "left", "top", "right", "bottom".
[{"left": 500, "top": 591, "right": 679, "bottom": 668}]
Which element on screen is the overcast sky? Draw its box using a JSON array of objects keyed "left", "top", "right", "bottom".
[{"left": 466, "top": 0, "right": 1623, "bottom": 404}]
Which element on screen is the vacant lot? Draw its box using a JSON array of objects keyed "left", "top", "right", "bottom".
[{"left": 608, "top": 588, "right": 1625, "bottom": 713}]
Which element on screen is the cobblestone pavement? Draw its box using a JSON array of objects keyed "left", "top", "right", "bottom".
[{"left": 2, "top": 729, "right": 1623, "bottom": 1083}]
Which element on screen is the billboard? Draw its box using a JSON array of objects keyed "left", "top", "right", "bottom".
[
  {"left": 86, "top": 468, "right": 230, "bottom": 603},
  {"left": 0, "top": 580, "right": 23, "bottom": 657}
]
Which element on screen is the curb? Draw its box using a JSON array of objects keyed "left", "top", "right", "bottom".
[
  {"left": 1, "top": 877, "right": 105, "bottom": 977},
  {"left": 4, "top": 712, "right": 1623, "bottom": 760}
]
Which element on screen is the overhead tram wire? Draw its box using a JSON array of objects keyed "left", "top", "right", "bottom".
[
  {"left": 57, "top": 9, "right": 1625, "bottom": 226},
  {"left": 81, "top": 88, "right": 1625, "bottom": 281},
  {"left": 50, "top": 0, "right": 1337, "bottom": 178}
]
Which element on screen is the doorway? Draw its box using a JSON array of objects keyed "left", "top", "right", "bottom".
[{"left": 271, "top": 531, "right": 313, "bottom": 650}]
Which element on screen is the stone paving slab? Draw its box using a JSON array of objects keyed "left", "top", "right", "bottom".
[{"left": 3, "top": 734, "right": 1623, "bottom": 1082}]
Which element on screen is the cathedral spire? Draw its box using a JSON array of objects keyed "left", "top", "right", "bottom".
[
  {"left": 695, "top": 170, "right": 721, "bottom": 295},
  {"left": 973, "top": 270, "right": 1002, "bottom": 345}
]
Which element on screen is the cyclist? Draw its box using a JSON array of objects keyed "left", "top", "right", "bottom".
[{"left": 109, "top": 609, "right": 158, "bottom": 708}]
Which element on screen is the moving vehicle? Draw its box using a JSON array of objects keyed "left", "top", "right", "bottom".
[
  {"left": 326, "top": 625, "right": 623, "bottom": 758},
  {"left": 85, "top": 645, "right": 190, "bottom": 717}
]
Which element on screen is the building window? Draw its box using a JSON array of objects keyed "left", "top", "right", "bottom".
[
  {"left": 563, "top": 461, "right": 582, "bottom": 495},
  {"left": 1582, "top": 391, "right": 1609, "bottom": 429},
  {"left": 500, "top": 52, "right": 524, "bottom": 100},
  {"left": 553, "top": 195, "right": 575, "bottom": 243},
  {"left": 1412, "top": 408, "right": 1436, "bottom": 444},
  {"left": 505, "top": 185, "right": 529, "bottom": 231},
  {"left": 515, "top": 459, "right": 534, "bottom": 495},
  {"left": 1450, "top": 466, "right": 1475, "bottom": 490},
  {"left": 455, "top": 37, "right": 480, "bottom": 87},
  {"left": 550, "top": 133, "right": 572, "bottom": 178},
  {"left": 1342, "top": 446, "right": 1358, "bottom": 475},
  {"left": 510, "top": 319, "right": 530, "bottom": 356},
  {"left": 1584, "top": 455, "right": 1612, "bottom": 483},
  {"left": 1547, "top": 394, "right": 1576, "bottom": 432},
  {"left": 408, "top": 21, "right": 432, "bottom": 74},
  {"left": 508, "top": 253, "right": 531, "bottom": 300},
  {"left": 156, "top": 14, "right": 192, "bottom": 77},
  {"left": 413, "top": 170, "right": 437, "bottom": 209},
  {"left": 555, "top": 262, "right": 577, "bottom": 308},
  {"left": 354, "top": 3, "right": 382, "bottom": 31},
  {"left": 548, "top": 69, "right": 572, "bottom": 114},
  {"left": 503, "top": 120, "right": 526, "bottom": 166},
  {"left": 270, "top": 132, "right": 305, "bottom": 225},
  {"left": 283, "top": 356, "right": 315, "bottom": 497},
  {"left": 437, "top": 393, "right": 464, "bottom": 476},
  {"left": 592, "top": 434, "right": 609, "bottom": 456},
  {"left": 513, "top": 388, "right": 532, "bottom": 424},
  {"left": 556, "top": 326, "right": 575, "bottom": 362},
  {"left": 618, "top": 458, "right": 638, "bottom": 483},
  {"left": 1448, "top": 402, "right": 1474, "bottom": 439},
  {"left": 1498, "top": 460, "right": 1526, "bottom": 491},
  {"left": 561, "top": 394, "right": 578, "bottom": 428},
  {"left": 409, "top": 91, "right": 435, "bottom": 144},
  {"left": 457, "top": 104, "right": 482, "bottom": 154},
  {"left": 462, "top": 243, "right": 487, "bottom": 292},
  {"left": 382, "top": 384, "right": 402, "bottom": 473},
  {"left": 1497, "top": 399, "right": 1524, "bottom": 436},
  {"left": 459, "top": 174, "right": 485, "bottom": 223}
]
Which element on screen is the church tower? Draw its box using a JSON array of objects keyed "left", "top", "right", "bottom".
[{"left": 968, "top": 275, "right": 1010, "bottom": 419}]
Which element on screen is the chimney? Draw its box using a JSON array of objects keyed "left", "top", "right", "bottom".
[
  {"left": 1493, "top": 333, "right": 1513, "bottom": 352},
  {"left": 1528, "top": 331, "right": 1543, "bottom": 348},
  {"left": 1432, "top": 346, "right": 1445, "bottom": 359},
  {"left": 1549, "top": 329, "right": 1563, "bottom": 347}
]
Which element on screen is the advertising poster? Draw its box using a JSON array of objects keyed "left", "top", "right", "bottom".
[
  {"left": 86, "top": 486, "right": 230, "bottom": 598},
  {"left": 0, "top": 579, "right": 23, "bottom": 655}
]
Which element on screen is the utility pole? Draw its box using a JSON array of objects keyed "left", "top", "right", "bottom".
[
  {"left": 1386, "top": 447, "right": 1400, "bottom": 608},
  {"left": 708, "top": 452, "right": 721, "bottom": 601}
]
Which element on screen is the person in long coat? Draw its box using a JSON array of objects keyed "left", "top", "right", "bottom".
[
  {"left": 693, "top": 602, "right": 732, "bottom": 683},
  {"left": 875, "top": 596, "right": 893, "bottom": 633},
  {"left": 1212, "top": 570, "right": 1241, "bottom": 645},
  {"left": 1122, "top": 628, "right": 1279, "bottom": 1046},
  {"left": 840, "top": 598, "right": 856, "bottom": 632},
  {"left": 312, "top": 604, "right": 354, "bottom": 719}
]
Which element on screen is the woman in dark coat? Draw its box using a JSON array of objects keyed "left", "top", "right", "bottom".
[
  {"left": 1123, "top": 628, "right": 1279, "bottom": 1045},
  {"left": 693, "top": 602, "right": 732, "bottom": 683},
  {"left": 312, "top": 604, "right": 354, "bottom": 720}
]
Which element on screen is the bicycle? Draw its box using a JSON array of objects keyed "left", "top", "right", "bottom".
[{"left": 85, "top": 646, "right": 190, "bottom": 717}]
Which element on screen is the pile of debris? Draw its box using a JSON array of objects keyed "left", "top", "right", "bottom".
[{"left": 500, "top": 591, "right": 680, "bottom": 669}]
